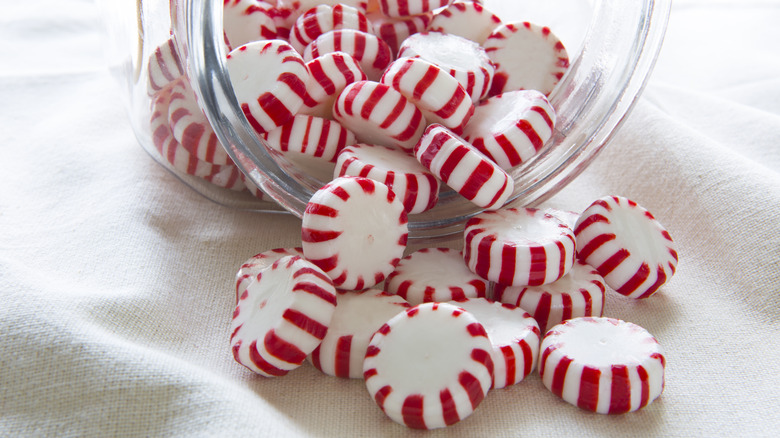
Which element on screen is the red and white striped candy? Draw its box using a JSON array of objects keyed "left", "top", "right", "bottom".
[
  {"left": 414, "top": 124, "right": 513, "bottom": 210},
  {"left": 539, "top": 317, "right": 666, "bottom": 414},
  {"left": 543, "top": 207, "right": 580, "bottom": 230},
  {"left": 278, "top": 0, "right": 369, "bottom": 18},
  {"left": 202, "top": 162, "right": 246, "bottom": 191},
  {"left": 484, "top": 21, "right": 570, "bottom": 97},
  {"left": 309, "top": 289, "right": 409, "bottom": 378},
  {"left": 222, "top": 0, "right": 277, "bottom": 50},
  {"left": 463, "top": 207, "right": 576, "bottom": 286},
  {"left": 333, "top": 81, "right": 426, "bottom": 151},
  {"left": 363, "top": 302, "right": 494, "bottom": 429},
  {"left": 384, "top": 248, "right": 488, "bottom": 306},
  {"left": 226, "top": 40, "right": 310, "bottom": 135},
  {"left": 381, "top": 57, "right": 475, "bottom": 135},
  {"left": 300, "top": 51, "right": 367, "bottom": 119},
  {"left": 235, "top": 247, "right": 305, "bottom": 303},
  {"left": 150, "top": 86, "right": 222, "bottom": 178},
  {"left": 398, "top": 31, "right": 494, "bottom": 102},
  {"left": 334, "top": 143, "right": 440, "bottom": 214},
  {"left": 230, "top": 255, "right": 337, "bottom": 377},
  {"left": 147, "top": 35, "right": 184, "bottom": 96},
  {"left": 167, "top": 80, "right": 232, "bottom": 165},
  {"left": 289, "top": 3, "right": 374, "bottom": 54},
  {"left": 494, "top": 260, "right": 606, "bottom": 333},
  {"left": 303, "top": 29, "right": 392, "bottom": 81},
  {"left": 428, "top": 1, "right": 502, "bottom": 45},
  {"left": 448, "top": 298, "right": 540, "bottom": 389},
  {"left": 379, "top": 0, "right": 452, "bottom": 18},
  {"left": 301, "top": 176, "right": 408, "bottom": 290},
  {"left": 462, "top": 90, "right": 556, "bottom": 170},
  {"left": 574, "top": 196, "right": 679, "bottom": 299},
  {"left": 367, "top": 11, "right": 432, "bottom": 56},
  {"left": 263, "top": 114, "right": 356, "bottom": 162},
  {"left": 269, "top": 3, "right": 296, "bottom": 40}
]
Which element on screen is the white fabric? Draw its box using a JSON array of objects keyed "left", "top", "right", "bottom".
[{"left": 1, "top": 0, "right": 778, "bottom": 436}]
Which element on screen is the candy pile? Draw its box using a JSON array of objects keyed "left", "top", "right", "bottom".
[
  {"left": 232, "top": 191, "right": 678, "bottom": 429},
  {"left": 145, "top": 0, "right": 568, "bottom": 208}
]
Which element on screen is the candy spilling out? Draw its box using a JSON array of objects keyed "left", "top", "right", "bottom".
[
  {"left": 146, "top": 0, "right": 678, "bottom": 430},
  {"left": 145, "top": 0, "right": 569, "bottom": 210},
  {"left": 233, "top": 194, "right": 678, "bottom": 428}
]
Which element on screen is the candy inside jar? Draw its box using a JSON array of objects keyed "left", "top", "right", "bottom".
[{"left": 100, "top": 0, "right": 671, "bottom": 239}]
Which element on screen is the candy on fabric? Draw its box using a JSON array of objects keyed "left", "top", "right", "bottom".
[
  {"left": 333, "top": 81, "right": 426, "bottom": 151},
  {"left": 230, "top": 255, "right": 337, "bottom": 377},
  {"left": 263, "top": 114, "right": 356, "bottom": 162},
  {"left": 363, "top": 302, "right": 494, "bottom": 429},
  {"left": 414, "top": 124, "right": 513, "bottom": 210},
  {"left": 289, "top": 3, "right": 374, "bottom": 54},
  {"left": 303, "top": 29, "right": 392, "bottom": 81},
  {"left": 448, "top": 297, "right": 541, "bottom": 389},
  {"left": 235, "top": 247, "right": 306, "bottom": 303},
  {"left": 463, "top": 207, "right": 576, "bottom": 286},
  {"left": 381, "top": 57, "right": 475, "bottom": 135},
  {"left": 309, "top": 289, "right": 409, "bottom": 378},
  {"left": 494, "top": 260, "right": 606, "bottom": 333},
  {"left": 484, "top": 21, "right": 570, "bottom": 97},
  {"left": 222, "top": 0, "right": 277, "bottom": 50},
  {"left": 398, "top": 31, "right": 494, "bottom": 102},
  {"left": 334, "top": 143, "right": 440, "bottom": 214},
  {"left": 384, "top": 248, "right": 488, "bottom": 306},
  {"left": 226, "top": 40, "right": 310, "bottom": 135},
  {"left": 301, "top": 176, "right": 408, "bottom": 291},
  {"left": 299, "top": 51, "right": 368, "bottom": 119},
  {"left": 574, "top": 196, "right": 679, "bottom": 299},
  {"left": 462, "top": 89, "right": 556, "bottom": 170},
  {"left": 427, "top": 1, "right": 502, "bottom": 45},
  {"left": 539, "top": 317, "right": 666, "bottom": 413}
]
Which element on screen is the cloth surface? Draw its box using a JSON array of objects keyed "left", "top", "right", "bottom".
[{"left": 1, "top": 0, "right": 778, "bottom": 436}]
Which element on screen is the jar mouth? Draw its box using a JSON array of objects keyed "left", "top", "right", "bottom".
[{"left": 180, "top": 0, "right": 671, "bottom": 240}]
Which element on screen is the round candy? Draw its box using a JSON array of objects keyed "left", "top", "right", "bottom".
[
  {"left": 379, "top": 0, "right": 452, "bottom": 18},
  {"left": 333, "top": 81, "right": 426, "bottom": 151},
  {"left": 363, "top": 302, "right": 494, "bottom": 429},
  {"left": 334, "top": 143, "right": 440, "bottom": 214},
  {"left": 463, "top": 207, "right": 576, "bottom": 286},
  {"left": 539, "top": 317, "right": 666, "bottom": 414},
  {"left": 367, "top": 11, "right": 431, "bottom": 56},
  {"left": 303, "top": 29, "right": 392, "bottom": 81},
  {"left": 428, "top": 1, "right": 502, "bottom": 45},
  {"left": 381, "top": 57, "right": 475, "bottom": 135},
  {"left": 222, "top": 0, "right": 277, "bottom": 50},
  {"left": 484, "top": 21, "right": 570, "bottom": 97},
  {"left": 226, "top": 40, "right": 310, "bottom": 135},
  {"left": 235, "top": 247, "right": 305, "bottom": 303},
  {"left": 230, "top": 255, "right": 337, "bottom": 377},
  {"left": 147, "top": 35, "right": 184, "bottom": 96},
  {"left": 309, "top": 289, "right": 410, "bottom": 378},
  {"left": 384, "top": 247, "right": 488, "bottom": 306},
  {"left": 301, "top": 176, "right": 408, "bottom": 290},
  {"left": 263, "top": 114, "right": 356, "bottom": 162},
  {"left": 494, "top": 260, "right": 606, "bottom": 333},
  {"left": 300, "top": 51, "right": 367, "bottom": 119},
  {"left": 398, "top": 31, "right": 494, "bottom": 101},
  {"left": 574, "top": 196, "right": 679, "bottom": 299},
  {"left": 448, "top": 297, "right": 540, "bottom": 389},
  {"left": 289, "top": 3, "right": 373, "bottom": 54},
  {"left": 167, "top": 79, "right": 232, "bottom": 165},
  {"left": 415, "top": 124, "right": 513, "bottom": 210},
  {"left": 462, "top": 89, "right": 556, "bottom": 170}
]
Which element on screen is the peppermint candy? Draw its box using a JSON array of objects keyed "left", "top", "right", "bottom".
[
  {"left": 230, "top": 255, "right": 337, "bottom": 377},
  {"left": 574, "top": 196, "right": 678, "bottom": 299},
  {"left": 263, "top": 114, "right": 356, "bottom": 162},
  {"left": 300, "top": 51, "right": 367, "bottom": 119},
  {"left": 289, "top": 3, "right": 374, "bottom": 54},
  {"left": 147, "top": 35, "right": 184, "bottom": 96},
  {"left": 309, "top": 289, "right": 409, "bottom": 378},
  {"left": 222, "top": 0, "right": 277, "bottom": 50},
  {"left": 494, "top": 260, "right": 606, "bottom": 333},
  {"left": 301, "top": 176, "right": 408, "bottom": 290},
  {"left": 384, "top": 247, "right": 488, "bottom": 306},
  {"left": 367, "top": 11, "right": 432, "bottom": 56},
  {"left": 363, "top": 302, "right": 494, "bottom": 429},
  {"left": 415, "top": 124, "right": 513, "bottom": 210},
  {"left": 428, "top": 1, "right": 502, "bottom": 45},
  {"left": 303, "top": 29, "right": 392, "bottom": 81},
  {"left": 167, "top": 80, "right": 232, "bottom": 165},
  {"left": 463, "top": 207, "right": 576, "bottom": 286},
  {"left": 539, "top": 317, "right": 666, "bottom": 413},
  {"left": 235, "top": 247, "right": 305, "bottom": 303}
]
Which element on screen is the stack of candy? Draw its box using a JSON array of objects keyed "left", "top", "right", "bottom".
[
  {"left": 146, "top": 0, "right": 569, "bottom": 209},
  {"left": 146, "top": 0, "right": 679, "bottom": 429},
  {"left": 232, "top": 188, "right": 678, "bottom": 429}
]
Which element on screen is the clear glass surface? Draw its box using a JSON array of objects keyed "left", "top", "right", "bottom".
[{"left": 99, "top": 0, "right": 672, "bottom": 239}]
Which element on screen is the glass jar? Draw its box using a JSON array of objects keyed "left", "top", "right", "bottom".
[{"left": 97, "top": 0, "right": 671, "bottom": 239}]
